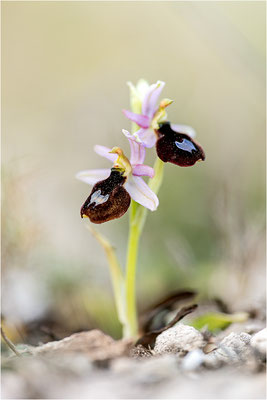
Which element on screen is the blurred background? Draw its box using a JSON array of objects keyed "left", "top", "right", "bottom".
[{"left": 2, "top": 1, "right": 265, "bottom": 342}]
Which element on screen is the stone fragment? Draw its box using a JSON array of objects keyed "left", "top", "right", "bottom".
[
  {"left": 250, "top": 328, "right": 267, "bottom": 356},
  {"left": 32, "top": 330, "right": 133, "bottom": 361},
  {"left": 182, "top": 349, "right": 205, "bottom": 371},
  {"left": 211, "top": 332, "right": 252, "bottom": 363},
  {"left": 154, "top": 323, "right": 205, "bottom": 356}
]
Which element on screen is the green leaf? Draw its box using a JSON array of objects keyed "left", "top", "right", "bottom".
[{"left": 190, "top": 311, "right": 249, "bottom": 333}]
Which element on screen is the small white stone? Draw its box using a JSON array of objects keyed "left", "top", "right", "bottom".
[
  {"left": 250, "top": 328, "right": 267, "bottom": 356},
  {"left": 154, "top": 323, "right": 205, "bottom": 356},
  {"left": 221, "top": 332, "right": 251, "bottom": 347},
  {"left": 182, "top": 349, "right": 205, "bottom": 371},
  {"left": 214, "top": 332, "right": 252, "bottom": 362}
]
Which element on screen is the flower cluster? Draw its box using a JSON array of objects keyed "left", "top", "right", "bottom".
[{"left": 77, "top": 80, "right": 205, "bottom": 223}]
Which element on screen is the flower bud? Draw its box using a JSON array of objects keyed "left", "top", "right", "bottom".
[
  {"left": 80, "top": 168, "right": 131, "bottom": 223},
  {"left": 155, "top": 122, "right": 205, "bottom": 167}
]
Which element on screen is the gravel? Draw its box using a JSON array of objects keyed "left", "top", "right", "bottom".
[
  {"left": 154, "top": 323, "right": 205, "bottom": 356},
  {"left": 250, "top": 328, "right": 267, "bottom": 356},
  {"left": 2, "top": 324, "right": 266, "bottom": 399}
]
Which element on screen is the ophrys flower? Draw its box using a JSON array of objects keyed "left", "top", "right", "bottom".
[
  {"left": 123, "top": 80, "right": 205, "bottom": 166},
  {"left": 76, "top": 141, "right": 158, "bottom": 223}
]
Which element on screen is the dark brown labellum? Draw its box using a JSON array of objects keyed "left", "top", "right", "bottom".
[
  {"left": 155, "top": 122, "right": 205, "bottom": 166},
  {"left": 80, "top": 169, "right": 131, "bottom": 224}
]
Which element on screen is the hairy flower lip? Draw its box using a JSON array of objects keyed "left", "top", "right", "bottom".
[
  {"left": 155, "top": 122, "right": 205, "bottom": 167},
  {"left": 80, "top": 169, "right": 131, "bottom": 223}
]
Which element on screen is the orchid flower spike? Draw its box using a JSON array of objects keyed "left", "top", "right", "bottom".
[
  {"left": 76, "top": 140, "right": 158, "bottom": 224},
  {"left": 123, "top": 80, "right": 205, "bottom": 167}
]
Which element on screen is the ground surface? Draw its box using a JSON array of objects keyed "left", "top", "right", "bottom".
[{"left": 2, "top": 320, "right": 266, "bottom": 399}]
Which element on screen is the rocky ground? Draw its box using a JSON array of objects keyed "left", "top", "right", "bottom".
[{"left": 2, "top": 320, "right": 266, "bottom": 399}]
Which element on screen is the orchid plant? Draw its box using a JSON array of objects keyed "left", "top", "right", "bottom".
[{"left": 76, "top": 79, "right": 205, "bottom": 339}]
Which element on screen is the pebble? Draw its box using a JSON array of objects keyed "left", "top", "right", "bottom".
[
  {"left": 250, "top": 328, "right": 267, "bottom": 356},
  {"left": 208, "top": 332, "right": 252, "bottom": 364},
  {"left": 182, "top": 349, "right": 205, "bottom": 371},
  {"left": 154, "top": 323, "right": 205, "bottom": 356}
]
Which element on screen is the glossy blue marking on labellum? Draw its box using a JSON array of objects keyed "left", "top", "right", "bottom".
[
  {"left": 80, "top": 168, "right": 131, "bottom": 223},
  {"left": 155, "top": 122, "right": 205, "bottom": 167}
]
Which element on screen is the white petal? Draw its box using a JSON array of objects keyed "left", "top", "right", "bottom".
[
  {"left": 125, "top": 176, "right": 159, "bottom": 211},
  {"left": 170, "top": 124, "right": 196, "bottom": 138},
  {"left": 76, "top": 169, "right": 110, "bottom": 186},
  {"left": 94, "top": 145, "right": 117, "bottom": 162}
]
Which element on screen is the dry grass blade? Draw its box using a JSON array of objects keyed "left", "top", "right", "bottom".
[
  {"left": 85, "top": 223, "right": 126, "bottom": 326},
  {"left": 1, "top": 327, "right": 21, "bottom": 357}
]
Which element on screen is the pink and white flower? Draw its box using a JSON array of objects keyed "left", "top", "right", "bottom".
[{"left": 76, "top": 140, "right": 159, "bottom": 215}]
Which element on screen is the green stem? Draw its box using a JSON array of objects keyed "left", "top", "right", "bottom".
[
  {"left": 125, "top": 207, "right": 140, "bottom": 338},
  {"left": 124, "top": 158, "right": 165, "bottom": 338}
]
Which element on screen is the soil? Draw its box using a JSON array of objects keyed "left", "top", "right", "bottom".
[{"left": 2, "top": 321, "right": 266, "bottom": 399}]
